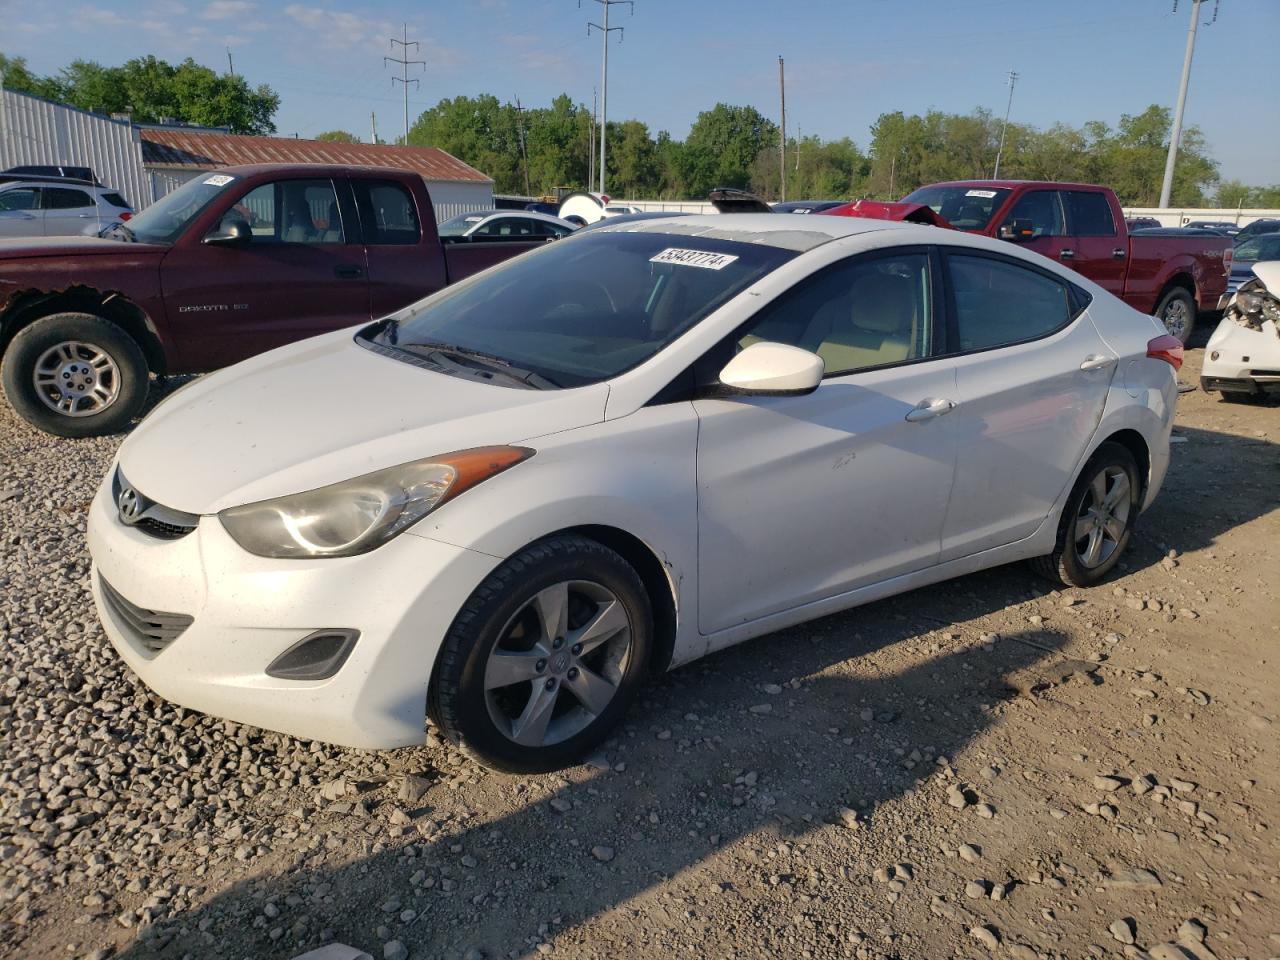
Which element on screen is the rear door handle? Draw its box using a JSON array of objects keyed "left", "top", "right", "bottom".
[
  {"left": 1079, "top": 354, "right": 1116, "bottom": 371},
  {"left": 1112, "top": 247, "right": 1126, "bottom": 259},
  {"left": 334, "top": 264, "right": 365, "bottom": 279},
  {"left": 904, "top": 397, "right": 957, "bottom": 422},
  {"left": 1058, "top": 248, "right": 1075, "bottom": 260}
]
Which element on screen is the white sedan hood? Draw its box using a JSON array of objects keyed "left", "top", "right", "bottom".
[{"left": 117, "top": 332, "right": 610, "bottom": 514}]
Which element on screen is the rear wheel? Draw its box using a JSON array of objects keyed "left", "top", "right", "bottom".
[
  {"left": 1030, "top": 442, "right": 1141, "bottom": 587},
  {"left": 1, "top": 312, "right": 149, "bottom": 438},
  {"left": 430, "top": 535, "right": 653, "bottom": 773},
  {"left": 1154, "top": 287, "right": 1196, "bottom": 345}
]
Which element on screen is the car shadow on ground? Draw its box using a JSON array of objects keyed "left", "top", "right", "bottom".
[{"left": 116, "top": 623, "right": 1071, "bottom": 960}]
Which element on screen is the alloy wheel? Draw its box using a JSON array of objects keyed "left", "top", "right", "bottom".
[
  {"left": 1162, "top": 298, "right": 1190, "bottom": 340},
  {"left": 1073, "top": 465, "right": 1131, "bottom": 569},
  {"left": 32, "top": 341, "right": 121, "bottom": 417},
  {"left": 483, "top": 579, "right": 632, "bottom": 747}
]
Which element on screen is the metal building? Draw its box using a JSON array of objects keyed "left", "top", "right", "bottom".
[
  {"left": 0, "top": 88, "right": 151, "bottom": 209},
  {"left": 2, "top": 87, "right": 494, "bottom": 220}
]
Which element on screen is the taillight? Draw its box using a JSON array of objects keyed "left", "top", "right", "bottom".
[
  {"left": 119, "top": 211, "right": 133, "bottom": 221},
  {"left": 1147, "top": 334, "right": 1184, "bottom": 370},
  {"left": 1223, "top": 246, "right": 1233, "bottom": 274}
]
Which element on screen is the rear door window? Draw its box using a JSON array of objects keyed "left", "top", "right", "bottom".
[
  {"left": 1064, "top": 191, "right": 1117, "bottom": 237},
  {"left": 44, "top": 187, "right": 94, "bottom": 210},
  {"left": 352, "top": 180, "right": 420, "bottom": 245},
  {"left": 946, "top": 252, "right": 1077, "bottom": 352}
]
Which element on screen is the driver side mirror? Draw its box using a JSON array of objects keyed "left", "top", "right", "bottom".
[
  {"left": 204, "top": 217, "right": 252, "bottom": 248},
  {"left": 717, "top": 341, "right": 824, "bottom": 396},
  {"left": 998, "top": 218, "right": 1035, "bottom": 242}
]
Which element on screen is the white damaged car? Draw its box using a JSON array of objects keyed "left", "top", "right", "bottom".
[
  {"left": 1201, "top": 261, "right": 1280, "bottom": 402},
  {"left": 88, "top": 215, "right": 1181, "bottom": 772}
]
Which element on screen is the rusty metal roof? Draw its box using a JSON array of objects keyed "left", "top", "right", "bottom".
[{"left": 139, "top": 129, "right": 492, "bottom": 184}]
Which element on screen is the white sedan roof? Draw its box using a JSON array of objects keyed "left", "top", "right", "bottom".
[{"left": 588, "top": 212, "right": 921, "bottom": 251}]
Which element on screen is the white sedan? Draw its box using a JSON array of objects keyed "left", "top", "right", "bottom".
[
  {"left": 1201, "top": 261, "right": 1280, "bottom": 401},
  {"left": 436, "top": 209, "right": 576, "bottom": 240},
  {"left": 87, "top": 215, "right": 1181, "bottom": 772}
]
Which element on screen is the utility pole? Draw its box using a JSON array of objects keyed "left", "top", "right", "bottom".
[
  {"left": 226, "top": 47, "right": 235, "bottom": 76},
  {"left": 1159, "top": 0, "right": 1210, "bottom": 208},
  {"left": 992, "top": 69, "right": 1019, "bottom": 179},
  {"left": 778, "top": 56, "right": 787, "bottom": 202},
  {"left": 385, "top": 23, "right": 424, "bottom": 145},
  {"left": 586, "top": 0, "right": 633, "bottom": 195},
  {"left": 514, "top": 96, "right": 531, "bottom": 197},
  {"left": 588, "top": 87, "right": 596, "bottom": 191},
  {"left": 795, "top": 124, "right": 800, "bottom": 173},
  {"left": 371, "top": 111, "right": 378, "bottom": 145}
]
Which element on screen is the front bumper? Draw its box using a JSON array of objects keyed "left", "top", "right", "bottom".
[
  {"left": 87, "top": 475, "right": 500, "bottom": 749},
  {"left": 1200, "top": 316, "right": 1280, "bottom": 396}
]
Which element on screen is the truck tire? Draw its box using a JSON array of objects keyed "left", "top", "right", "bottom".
[
  {"left": 1154, "top": 287, "right": 1196, "bottom": 345},
  {"left": 1, "top": 312, "right": 149, "bottom": 438}
]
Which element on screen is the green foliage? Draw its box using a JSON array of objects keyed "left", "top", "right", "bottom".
[
  {"left": 681, "top": 104, "right": 778, "bottom": 196},
  {"left": 1217, "top": 179, "right": 1280, "bottom": 208},
  {"left": 1, "top": 52, "right": 279, "bottom": 135},
  {"left": 316, "top": 130, "right": 361, "bottom": 144}
]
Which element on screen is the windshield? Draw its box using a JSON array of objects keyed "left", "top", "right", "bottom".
[
  {"left": 125, "top": 173, "right": 239, "bottom": 244},
  {"left": 900, "top": 185, "right": 1011, "bottom": 230},
  {"left": 1234, "top": 235, "right": 1280, "bottom": 262},
  {"left": 438, "top": 213, "right": 488, "bottom": 237},
  {"left": 363, "top": 230, "right": 796, "bottom": 387}
]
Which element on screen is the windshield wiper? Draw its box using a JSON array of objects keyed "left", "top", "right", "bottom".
[{"left": 400, "top": 340, "right": 562, "bottom": 389}]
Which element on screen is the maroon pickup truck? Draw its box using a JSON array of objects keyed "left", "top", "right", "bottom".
[
  {"left": 0, "top": 164, "right": 544, "bottom": 437},
  {"left": 826, "top": 181, "right": 1232, "bottom": 345}
]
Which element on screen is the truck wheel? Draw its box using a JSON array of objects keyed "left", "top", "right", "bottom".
[
  {"left": 1154, "top": 287, "right": 1196, "bottom": 345},
  {"left": 1, "top": 312, "right": 149, "bottom": 438}
]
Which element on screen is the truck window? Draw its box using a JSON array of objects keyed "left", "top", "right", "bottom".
[
  {"left": 352, "top": 181, "right": 419, "bottom": 245},
  {"left": 1065, "top": 191, "right": 1116, "bottom": 237},
  {"left": 1004, "top": 190, "right": 1065, "bottom": 238},
  {"left": 226, "top": 179, "right": 344, "bottom": 244}
]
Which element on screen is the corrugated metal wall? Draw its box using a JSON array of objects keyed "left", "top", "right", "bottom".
[
  {"left": 423, "top": 180, "right": 494, "bottom": 222},
  {"left": 0, "top": 89, "right": 153, "bottom": 208}
]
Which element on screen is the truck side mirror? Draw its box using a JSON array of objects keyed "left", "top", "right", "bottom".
[
  {"left": 204, "top": 218, "right": 252, "bottom": 248},
  {"left": 998, "top": 218, "right": 1035, "bottom": 242}
]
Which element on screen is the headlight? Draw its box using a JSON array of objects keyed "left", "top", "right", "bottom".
[{"left": 218, "top": 446, "right": 533, "bottom": 558}]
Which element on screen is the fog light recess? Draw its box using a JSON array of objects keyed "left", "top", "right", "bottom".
[
  {"left": 1210, "top": 350, "right": 1220, "bottom": 361},
  {"left": 266, "top": 629, "right": 360, "bottom": 681}
]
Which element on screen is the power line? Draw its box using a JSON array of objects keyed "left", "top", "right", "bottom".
[
  {"left": 384, "top": 22, "right": 425, "bottom": 145},
  {"left": 992, "top": 69, "right": 1019, "bottom": 179},
  {"left": 584, "top": 0, "right": 633, "bottom": 195}
]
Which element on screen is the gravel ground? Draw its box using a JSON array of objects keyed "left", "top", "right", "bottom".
[{"left": 1, "top": 338, "right": 1277, "bottom": 960}]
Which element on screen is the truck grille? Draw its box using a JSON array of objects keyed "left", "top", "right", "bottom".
[{"left": 99, "top": 578, "right": 194, "bottom": 654}]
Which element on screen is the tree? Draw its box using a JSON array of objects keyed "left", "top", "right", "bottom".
[
  {"left": 683, "top": 104, "right": 778, "bottom": 197},
  {"left": 0, "top": 52, "right": 279, "bottom": 134},
  {"left": 316, "top": 130, "right": 361, "bottom": 144}
]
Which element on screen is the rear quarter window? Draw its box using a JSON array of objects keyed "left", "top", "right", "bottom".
[{"left": 101, "top": 192, "right": 131, "bottom": 209}]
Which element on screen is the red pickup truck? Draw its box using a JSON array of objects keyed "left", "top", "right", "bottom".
[
  {"left": 0, "top": 164, "right": 544, "bottom": 437},
  {"left": 825, "top": 181, "right": 1232, "bottom": 344}
]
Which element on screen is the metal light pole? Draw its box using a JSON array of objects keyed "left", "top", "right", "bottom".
[
  {"left": 992, "top": 69, "right": 1018, "bottom": 179},
  {"left": 1159, "top": 0, "right": 1203, "bottom": 208},
  {"left": 778, "top": 56, "right": 786, "bottom": 203},
  {"left": 587, "top": 0, "right": 632, "bottom": 195}
]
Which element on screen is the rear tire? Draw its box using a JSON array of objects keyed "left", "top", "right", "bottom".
[
  {"left": 429, "top": 535, "right": 653, "bottom": 773},
  {"left": 1, "top": 312, "right": 149, "bottom": 438},
  {"left": 1030, "top": 442, "right": 1141, "bottom": 587},
  {"left": 1154, "top": 287, "right": 1196, "bottom": 345}
]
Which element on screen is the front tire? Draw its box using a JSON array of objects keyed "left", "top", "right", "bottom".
[
  {"left": 1154, "top": 287, "right": 1196, "bottom": 345},
  {"left": 1030, "top": 442, "right": 1141, "bottom": 587},
  {"left": 430, "top": 535, "right": 653, "bottom": 773},
  {"left": 1, "top": 312, "right": 149, "bottom": 438}
]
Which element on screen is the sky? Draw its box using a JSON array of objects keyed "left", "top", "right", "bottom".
[{"left": 4, "top": 0, "right": 1279, "bottom": 186}]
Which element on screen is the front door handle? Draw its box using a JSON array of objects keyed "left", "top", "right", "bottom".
[
  {"left": 1079, "top": 354, "right": 1116, "bottom": 371},
  {"left": 1112, "top": 247, "right": 1126, "bottom": 259},
  {"left": 904, "top": 397, "right": 957, "bottom": 422},
  {"left": 334, "top": 264, "right": 365, "bottom": 279},
  {"left": 1059, "top": 248, "right": 1075, "bottom": 260}
]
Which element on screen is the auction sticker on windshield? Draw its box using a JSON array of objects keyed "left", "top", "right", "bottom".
[
  {"left": 650, "top": 248, "right": 740, "bottom": 270},
  {"left": 965, "top": 189, "right": 998, "bottom": 198},
  {"left": 203, "top": 174, "right": 236, "bottom": 187}
]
